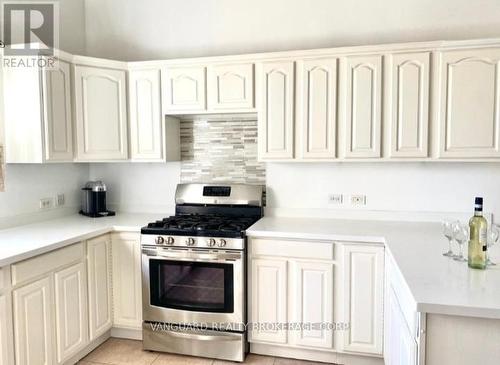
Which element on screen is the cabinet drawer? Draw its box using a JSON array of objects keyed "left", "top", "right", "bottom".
[
  {"left": 12, "top": 243, "right": 84, "bottom": 286},
  {"left": 250, "top": 238, "right": 334, "bottom": 260}
]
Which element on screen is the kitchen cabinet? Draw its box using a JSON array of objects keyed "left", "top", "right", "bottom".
[
  {"left": 0, "top": 292, "right": 14, "bottom": 365},
  {"left": 257, "top": 61, "right": 295, "bottom": 160},
  {"left": 437, "top": 48, "right": 500, "bottom": 158},
  {"left": 342, "top": 55, "right": 383, "bottom": 158},
  {"left": 386, "top": 52, "right": 430, "bottom": 158},
  {"left": 250, "top": 258, "right": 288, "bottom": 344},
  {"left": 111, "top": 233, "right": 142, "bottom": 330},
  {"left": 3, "top": 59, "right": 74, "bottom": 163},
  {"left": 342, "top": 244, "right": 384, "bottom": 355},
  {"left": 74, "top": 65, "right": 128, "bottom": 161},
  {"left": 207, "top": 63, "right": 254, "bottom": 110},
  {"left": 290, "top": 261, "right": 334, "bottom": 349},
  {"left": 13, "top": 276, "right": 55, "bottom": 365},
  {"left": 54, "top": 262, "right": 88, "bottom": 364},
  {"left": 296, "top": 58, "right": 338, "bottom": 159},
  {"left": 163, "top": 66, "right": 206, "bottom": 112},
  {"left": 87, "top": 235, "right": 113, "bottom": 340}
]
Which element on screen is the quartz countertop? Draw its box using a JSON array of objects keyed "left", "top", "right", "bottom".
[
  {"left": 0, "top": 213, "right": 161, "bottom": 266},
  {"left": 247, "top": 217, "right": 500, "bottom": 319}
]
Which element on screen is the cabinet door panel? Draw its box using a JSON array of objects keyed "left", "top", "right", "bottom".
[
  {"left": 343, "top": 245, "right": 384, "bottom": 355},
  {"left": 258, "top": 61, "right": 295, "bottom": 160},
  {"left": 87, "top": 235, "right": 113, "bottom": 340},
  {"left": 129, "top": 69, "right": 163, "bottom": 161},
  {"left": 74, "top": 66, "right": 128, "bottom": 160},
  {"left": 291, "top": 261, "right": 334, "bottom": 349},
  {"left": 208, "top": 63, "right": 254, "bottom": 110},
  {"left": 112, "top": 233, "right": 142, "bottom": 329},
  {"left": 438, "top": 48, "right": 500, "bottom": 158},
  {"left": 344, "top": 55, "right": 382, "bottom": 158},
  {"left": 43, "top": 60, "right": 73, "bottom": 161},
  {"left": 163, "top": 66, "right": 206, "bottom": 112},
  {"left": 297, "top": 59, "right": 337, "bottom": 159},
  {"left": 0, "top": 294, "right": 14, "bottom": 365},
  {"left": 13, "top": 277, "right": 54, "bottom": 365},
  {"left": 54, "top": 262, "right": 87, "bottom": 364},
  {"left": 250, "top": 259, "right": 287, "bottom": 344},
  {"left": 388, "top": 52, "right": 430, "bottom": 158}
]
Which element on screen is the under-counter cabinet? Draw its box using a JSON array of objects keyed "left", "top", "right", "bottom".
[
  {"left": 0, "top": 268, "right": 15, "bottom": 365},
  {"left": 3, "top": 59, "right": 74, "bottom": 163},
  {"left": 257, "top": 61, "right": 295, "bottom": 160},
  {"left": 87, "top": 235, "right": 113, "bottom": 340},
  {"left": 74, "top": 65, "right": 128, "bottom": 161},
  {"left": 436, "top": 48, "right": 500, "bottom": 158}
]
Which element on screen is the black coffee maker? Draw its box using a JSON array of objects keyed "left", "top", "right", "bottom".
[{"left": 79, "top": 181, "right": 115, "bottom": 218}]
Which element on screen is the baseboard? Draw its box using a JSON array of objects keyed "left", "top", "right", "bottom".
[
  {"left": 64, "top": 330, "right": 111, "bottom": 365},
  {"left": 111, "top": 326, "right": 143, "bottom": 340},
  {"left": 250, "top": 343, "right": 383, "bottom": 365}
]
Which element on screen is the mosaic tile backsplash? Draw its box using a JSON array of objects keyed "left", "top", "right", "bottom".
[{"left": 180, "top": 118, "right": 266, "bottom": 185}]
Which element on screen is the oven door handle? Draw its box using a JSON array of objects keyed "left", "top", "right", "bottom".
[
  {"left": 165, "top": 329, "right": 242, "bottom": 342},
  {"left": 142, "top": 249, "right": 242, "bottom": 263}
]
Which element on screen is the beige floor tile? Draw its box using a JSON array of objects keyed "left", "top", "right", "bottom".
[
  {"left": 213, "top": 353, "right": 275, "bottom": 365},
  {"left": 152, "top": 352, "right": 214, "bottom": 365},
  {"left": 274, "top": 357, "right": 331, "bottom": 365},
  {"left": 83, "top": 338, "right": 159, "bottom": 365}
]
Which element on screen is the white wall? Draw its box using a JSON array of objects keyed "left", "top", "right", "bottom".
[{"left": 84, "top": 0, "right": 500, "bottom": 60}]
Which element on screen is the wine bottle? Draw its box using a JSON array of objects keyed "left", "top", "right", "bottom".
[{"left": 468, "top": 197, "right": 487, "bottom": 269}]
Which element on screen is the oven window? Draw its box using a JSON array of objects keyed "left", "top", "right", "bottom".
[{"left": 149, "top": 259, "right": 234, "bottom": 313}]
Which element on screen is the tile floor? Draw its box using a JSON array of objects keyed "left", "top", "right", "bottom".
[{"left": 78, "top": 338, "right": 331, "bottom": 365}]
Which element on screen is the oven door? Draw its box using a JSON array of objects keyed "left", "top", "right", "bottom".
[{"left": 142, "top": 246, "right": 245, "bottom": 329}]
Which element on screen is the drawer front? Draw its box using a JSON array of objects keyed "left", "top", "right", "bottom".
[
  {"left": 250, "top": 238, "right": 334, "bottom": 260},
  {"left": 386, "top": 251, "right": 418, "bottom": 337},
  {"left": 12, "top": 242, "right": 84, "bottom": 286}
]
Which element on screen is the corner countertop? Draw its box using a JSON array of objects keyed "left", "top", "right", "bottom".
[
  {"left": 247, "top": 216, "right": 500, "bottom": 320},
  {"left": 0, "top": 213, "right": 160, "bottom": 267}
]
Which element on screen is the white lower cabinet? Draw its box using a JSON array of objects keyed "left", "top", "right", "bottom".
[
  {"left": 0, "top": 292, "right": 14, "bottom": 365},
  {"left": 111, "top": 233, "right": 142, "bottom": 329},
  {"left": 342, "top": 244, "right": 384, "bottom": 355},
  {"left": 87, "top": 235, "right": 113, "bottom": 340},
  {"left": 54, "top": 262, "right": 88, "bottom": 364},
  {"left": 13, "top": 277, "right": 55, "bottom": 365}
]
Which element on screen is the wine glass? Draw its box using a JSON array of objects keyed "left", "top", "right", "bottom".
[
  {"left": 453, "top": 223, "right": 468, "bottom": 262},
  {"left": 442, "top": 220, "right": 457, "bottom": 257},
  {"left": 486, "top": 224, "right": 500, "bottom": 266}
]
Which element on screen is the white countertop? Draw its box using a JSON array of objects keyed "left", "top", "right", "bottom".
[
  {"left": 0, "top": 213, "right": 160, "bottom": 266},
  {"left": 247, "top": 217, "right": 500, "bottom": 319}
]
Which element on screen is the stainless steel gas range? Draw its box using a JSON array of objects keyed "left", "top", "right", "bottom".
[{"left": 140, "top": 183, "right": 264, "bottom": 362}]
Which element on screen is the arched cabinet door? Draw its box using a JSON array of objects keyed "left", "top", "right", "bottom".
[
  {"left": 437, "top": 48, "right": 500, "bottom": 158},
  {"left": 162, "top": 66, "right": 206, "bottom": 112},
  {"left": 208, "top": 63, "right": 254, "bottom": 110},
  {"left": 257, "top": 60, "right": 295, "bottom": 160}
]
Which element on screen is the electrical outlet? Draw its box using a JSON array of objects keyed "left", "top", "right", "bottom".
[
  {"left": 350, "top": 194, "right": 366, "bottom": 206},
  {"left": 56, "top": 193, "right": 65, "bottom": 207},
  {"left": 39, "top": 198, "right": 54, "bottom": 210},
  {"left": 328, "top": 194, "right": 343, "bottom": 205}
]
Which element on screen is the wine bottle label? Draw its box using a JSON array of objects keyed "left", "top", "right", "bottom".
[{"left": 480, "top": 228, "right": 487, "bottom": 244}]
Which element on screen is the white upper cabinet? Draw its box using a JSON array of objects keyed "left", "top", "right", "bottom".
[
  {"left": 74, "top": 65, "right": 128, "bottom": 161},
  {"left": 296, "top": 58, "right": 338, "bottom": 159},
  {"left": 163, "top": 66, "right": 206, "bottom": 112},
  {"left": 3, "top": 59, "right": 73, "bottom": 163},
  {"left": 386, "top": 52, "right": 430, "bottom": 158},
  {"left": 207, "top": 63, "right": 254, "bottom": 110},
  {"left": 437, "top": 48, "right": 500, "bottom": 158},
  {"left": 129, "top": 68, "right": 164, "bottom": 161},
  {"left": 257, "top": 61, "right": 295, "bottom": 160},
  {"left": 342, "top": 244, "right": 384, "bottom": 355},
  {"left": 342, "top": 55, "right": 383, "bottom": 158}
]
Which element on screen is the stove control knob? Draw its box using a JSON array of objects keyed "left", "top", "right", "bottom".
[
  {"left": 155, "top": 236, "right": 165, "bottom": 245},
  {"left": 207, "top": 238, "right": 216, "bottom": 247},
  {"left": 166, "top": 237, "right": 175, "bottom": 245},
  {"left": 186, "top": 238, "right": 195, "bottom": 246},
  {"left": 218, "top": 239, "right": 227, "bottom": 247}
]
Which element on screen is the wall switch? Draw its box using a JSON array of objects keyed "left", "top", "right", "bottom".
[
  {"left": 39, "top": 198, "right": 54, "bottom": 210},
  {"left": 56, "top": 193, "right": 65, "bottom": 207},
  {"left": 329, "top": 194, "right": 343, "bottom": 205},
  {"left": 350, "top": 194, "right": 366, "bottom": 206}
]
